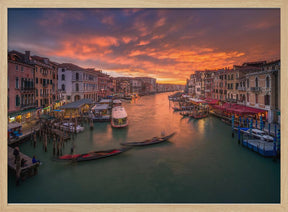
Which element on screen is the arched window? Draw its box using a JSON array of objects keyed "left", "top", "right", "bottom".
[
  {"left": 266, "top": 76, "right": 270, "bottom": 88},
  {"left": 76, "top": 83, "right": 79, "bottom": 92},
  {"left": 255, "top": 77, "right": 259, "bottom": 87},
  {"left": 62, "top": 74, "right": 65, "bottom": 81},
  {"left": 62, "top": 84, "right": 65, "bottom": 91}
]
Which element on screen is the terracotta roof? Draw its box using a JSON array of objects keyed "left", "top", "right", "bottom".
[{"left": 58, "top": 63, "right": 86, "bottom": 71}]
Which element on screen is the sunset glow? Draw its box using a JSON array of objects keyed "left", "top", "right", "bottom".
[{"left": 8, "top": 9, "right": 280, "bottom": 85}]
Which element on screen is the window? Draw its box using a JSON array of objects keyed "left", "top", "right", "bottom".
[
  {"left": 16, "top": 65, "right": 18, "bottom": 71},
  {"left": 62, "top": 84, "right": 65, "bottom": 91},
  {"left": 265, "top": 95, "right": 270, "bottom": 105},
  {"left": 228, "top": 75, "right": 230, "bottom": 80},
  {"left": 255, "top": 94, "right": 258, "bottom": 104},
  {"left": 21, "top": 66, "right": 23, "bottom": 72},
  {"left": 67, "top": 96, "right": 71, "bottom": 100},
  {"left": 62, "top": 74, "right": 65, "bottom": 81},
  {"left": 36, "top": 78, "right": 38, "bottom": 84},
  {"left": 255, "top": 77, "right": 259, "bottom": 87},
  {"left": 15, "top": 77, "right": 19, "bottom": 89},
  {"left": 231, "top": 74, "right": 234, "bottom": 80},
  {"left": 76, "top": 73, "right": 79, "bottom": 81},
  {"left": 266, "top": 76, "right": 270, "bottom": 88},
  {"left": 247, "top": 93, "right": 249, "bottom": 102},
  {"left": 62, "top": 68, "right": 65, "bottom": 72},
  {"left": 16, "top": 95, "right": 20, "bottom": 106},
  {"left": 36, "top": 89, "right": 38, "bottom": 97},
  {"left": 247, "top": 79, "right": 249, "bottom": 88},
  {"left": 50, "top": 80, "right": 52, "bottom": 84},
  {"left": 76, "top": 83, "right": 79, "bottom": 91},
  {"left": 35, "top": 67, "right": 38, "bottom": 72}
]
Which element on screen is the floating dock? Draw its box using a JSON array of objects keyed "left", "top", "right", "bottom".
[
  {"left": 242, "top": 139, "right": 276, "bottom": 157},
  {"left": 8, "top": 146, "right": 39, "bottom": 180}
]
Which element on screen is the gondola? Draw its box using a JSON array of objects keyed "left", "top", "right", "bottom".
[
  {"left": 58, "top": 147, "right": 131, "bottom": 162},
  {"left": 120, "top": 132, "right": 176, "bottom": 146}
]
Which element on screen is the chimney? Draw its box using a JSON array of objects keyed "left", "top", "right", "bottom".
[{"left": 25, "top": 51, "right": 30, "bottom": 62}]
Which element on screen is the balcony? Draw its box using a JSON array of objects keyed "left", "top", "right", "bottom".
[
  {"left": 238, "top": 87, "right": 246, "bottom": 91},
  {"left": 250, "top": 87, "right": 261, "bottom": 92}
]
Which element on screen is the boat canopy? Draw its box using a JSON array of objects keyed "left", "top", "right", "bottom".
[
  {"left": 60, "top": 99, "right": 94, "bottom": 109},
  {"left": 99, "top": 99, "right": 112, "bottom": 104},
  {"left": 112, "top": 106, "right": 127, "bottom": 119},
  {"left": 8, "top": 122, "right": 22, "bottom": 130},
  {"left": 212, "top": 103, "right": 267, "bottom": 115},
  {"left": 91, "top": 104, "right": 109, "bottom": 111},
  {"left": 113, "top": 100, "right": 122, "bottom": 104}
]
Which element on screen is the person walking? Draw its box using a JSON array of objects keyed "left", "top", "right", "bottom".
[{"left": 13, "top": 147, "right": 20, "bottom": 164}]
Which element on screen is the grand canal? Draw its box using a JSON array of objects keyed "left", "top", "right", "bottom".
[{"left": 8, "top": 92, "right": 280, "bottom": 203}]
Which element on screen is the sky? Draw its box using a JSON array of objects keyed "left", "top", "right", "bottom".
[{"left": 8, "top": 9, "right": 280, "bottom": 85}]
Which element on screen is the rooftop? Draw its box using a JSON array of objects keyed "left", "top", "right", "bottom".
[{"left": 60, "top": 99, "right": 94, "bottom": 109}]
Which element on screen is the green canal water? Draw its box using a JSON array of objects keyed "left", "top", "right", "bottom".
[{"left": 8, "top": 92, "right": 280, "bottom": 203}]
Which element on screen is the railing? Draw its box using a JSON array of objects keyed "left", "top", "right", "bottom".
[
  {"left": 20, "top": 87, "right": 35, "bottom": 91},
  {"left": 238, "top": 87, "right": 246, "bottom": 91},
  {"left": 250, "top": 87, "right": 261, "bottom": 92}
]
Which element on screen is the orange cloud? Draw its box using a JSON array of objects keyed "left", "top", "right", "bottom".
[{"left": 137, "top": 40, "right": 150, "bottom": 46}]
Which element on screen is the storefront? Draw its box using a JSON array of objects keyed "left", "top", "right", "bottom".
[{"left": 8, "top": 108, "right": 37, "bottom": 123}]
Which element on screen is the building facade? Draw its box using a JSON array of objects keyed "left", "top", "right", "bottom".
[
  {"left": 246, "top": 60, "right": 280, "bottom": 123},
  {"left": 8, "top": 51, "right": 35, "bottom": 120},
  {"left": 58, "top": 63, "right": 98, "bottom": 103},
  {"left": 31, "top": 54, "right": 58, "bottom": 108}
]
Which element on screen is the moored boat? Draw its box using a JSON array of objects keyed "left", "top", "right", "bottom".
[
  {"left": 58, "top": 147, "right": 131, "bottom": 162},
  {"left": 90, "top": 104, "right": 111, "bottom": 122},
  {"left": 111, "top": 106, "right": 128, "bottom": 128},
  {"left": 54, "top": 122, "right": 84, "bottom": 133},
  {"left": 120, "top": 132, "right": 176, "bottom": 146}
]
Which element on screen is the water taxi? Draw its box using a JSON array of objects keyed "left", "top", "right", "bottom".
[
  {"left": 113, "top": 99, "right": 122, "bottom": 107},
  {"left": 90, "top": 104, "right": 111, "bottom": 122},
  {"left": 111, "top": 106, "right": 128, "bottom": 128}
]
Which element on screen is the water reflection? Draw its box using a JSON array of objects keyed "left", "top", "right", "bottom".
[{"left": 8, "top": 92, "right": 280, "bottom": 204}]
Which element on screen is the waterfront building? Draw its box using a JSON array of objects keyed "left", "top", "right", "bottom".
[
  {"left": 194, "top": 71, "right": 203, "bottom": 98},
  {"left": 31, "top": 54, "right": 59, "bottom": 111},
  {"left": 245, "top": 60, "right": 280, "bottom": 123},
  {"left": 58, "top": 63, "right": 98, "bottom": 103},
  {"left": 131, "top": 78, "right": 143, "bottom": 94},
  {"left": 59, "top": 98, "right": 94, "bottom": 119},
  {"left": 107, "top": 77, "right": 117, "bottom": 96},
  {"left": 8, "top": 51, "right": 36, "bottom": 123},
  {"left": 203, "top": 70, "right": 216, "bottom": 98},
  {"left": 96, "top": 71, "right": 110, "bottom": 99},
  {"left": 135, "top": 77, "right": 157, "bottom": 95},
  {"left": 116, "top": 77, "right": 132, "bottom": 96},
  {"left": 187, "top": 73, "right": 196, "bottom": 96},
  {"left": 232, "top": 64, "right": 262, "bottom": 105}
]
